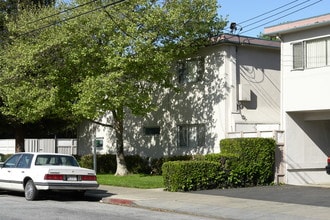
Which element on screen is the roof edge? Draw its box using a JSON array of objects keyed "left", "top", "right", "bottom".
[
  {"left": 210, "top": 34, "right": 280, "bottom": 49},
  {"left": 264, "top": 13, "right": 330, "bottom": 36}
]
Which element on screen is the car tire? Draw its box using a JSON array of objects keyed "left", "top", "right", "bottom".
[{"left": 25, "top": 180, "right": 38, "bottom": 201}]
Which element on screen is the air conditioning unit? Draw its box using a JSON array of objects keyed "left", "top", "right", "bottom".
[{"left": 238, "top": 84, "right": 251, "bottom": 101}]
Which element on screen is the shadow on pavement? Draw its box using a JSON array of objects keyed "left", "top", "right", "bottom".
[
  {"left": 0, "top": 189, "right": 113, "bottom": 202},
  {"left": 190, "top": 185, "right": 330, "bottom": 208}
]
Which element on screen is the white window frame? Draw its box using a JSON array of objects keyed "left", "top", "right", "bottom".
[
  {"left": 292, "top": 37, "right": 330, "bottom": 70},
  {"left": 177, "top": 124, "right": 205, "bottom": 148},
  {"left": 306, "top": 38, "right": 327, "bottom": 68},
  {"left": 292, "top": 42, "right": 304, "bottom": 70}
]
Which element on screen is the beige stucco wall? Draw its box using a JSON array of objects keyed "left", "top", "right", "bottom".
[
  {"left": 285, "top": 113, "right": 330, "bottom": 184},
  {"left": 281, "top": 26, "right": 330, "bottom": 112},
  {"left": 279, "top": 25, "right": 330, "bottom": 185},
  {"left": 77, "top": 42, "right": 280, "bottom": 158},
  {"left": 235, "top": 46, "right": 280, "bottom": 129}
]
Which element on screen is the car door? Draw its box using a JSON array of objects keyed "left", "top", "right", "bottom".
[
  {"left": 11, "top": 154, "right": 34, "bottom": 191},
  {"left": 0, "top": 154, "right": 22, "bottom": 190}
]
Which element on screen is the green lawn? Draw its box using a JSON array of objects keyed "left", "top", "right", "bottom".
[{"left": 97, "top": 174, "right": 164, "bottom": 189}]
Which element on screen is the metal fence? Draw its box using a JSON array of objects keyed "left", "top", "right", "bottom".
[{"left": 0, "top": 138, "right": 77, "bottom": 155}]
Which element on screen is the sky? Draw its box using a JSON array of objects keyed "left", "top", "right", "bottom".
[{"left": 217, "top": 0, "right": 330, "bottom": 37}]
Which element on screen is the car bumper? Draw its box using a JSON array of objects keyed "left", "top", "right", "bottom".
[
  {"left": 326, "top": 165, "right": 330, "bottom": 174},
  {"left": 35, "top": 182, "right": 99, "bottom": 190}
]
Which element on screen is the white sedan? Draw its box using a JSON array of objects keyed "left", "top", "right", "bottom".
[{"left": 0, "top": 152, "right": 99, "bottom": 200}]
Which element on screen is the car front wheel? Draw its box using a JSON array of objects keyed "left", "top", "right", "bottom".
[{"left": 25, "top": 180, "right": 38, "bottom": 201}]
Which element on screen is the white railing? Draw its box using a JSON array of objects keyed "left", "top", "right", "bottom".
[
  {"left": 226, "top": 130, "right": 285, "bottom": 144},
  {"left": 0, "top": 138, "right": 77, "bottom": 155}
]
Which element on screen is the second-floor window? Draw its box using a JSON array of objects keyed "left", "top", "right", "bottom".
[
  {"left": 292, "top": 37, "right": 330, "bottom": 70},
  {"left": 177, "top": 57, "right": 204, "bottom": 84},
  {"left": 293, "top": 42, "right": 303, "bottom": 69}
]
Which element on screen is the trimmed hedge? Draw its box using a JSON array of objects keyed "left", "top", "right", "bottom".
[
  {"left": 162, "top": 138, "right": 276, "bottom": 191},
  {"left": 220, "top": 138, "right": 276, "bottom": 187},
  {"left": 150, "top": 155, "right": 193, "bottom": 175},
  {"left": 162, "top": 160, "right": 225, "bottom": 192}
]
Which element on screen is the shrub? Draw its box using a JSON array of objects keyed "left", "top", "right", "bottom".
[
  {"left": 161, "top": 138, "right": 276, "bottom": 191},
  {"left": 162, "top": 160, "right": 225, "bottom": 192},
  {"left": 97, "top": 154, "right": 117, "bottom": 173},
  {"left": 220, "top": 138, "right": 276, "bottom": 186},
  {"left": 125, "top": 155, "right": 150, "bottom": 174},
  {"left": 79, "top": 154, "right": 93, "bottom": 169},
  {"left": 0, "top": 154, "right": 12, "bottom": 162},
  {"left": 80, "top": 154, "right": 151, "bottom": 174},
  {"left": 150, "top": 155, "right": 193, "bottom": 175}
]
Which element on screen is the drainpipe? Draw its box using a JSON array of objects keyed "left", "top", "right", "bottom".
[{"left": 228, "top": 45, "right": 240, "bottom": 132}]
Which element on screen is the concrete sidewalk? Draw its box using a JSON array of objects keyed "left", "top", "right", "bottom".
[{"left": 87, "top": 185, "right": 330, "bottom": 220}]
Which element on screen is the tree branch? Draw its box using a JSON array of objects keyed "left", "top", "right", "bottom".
[{"left": 88, "top": 119, "right": 113, "bottom": 128}]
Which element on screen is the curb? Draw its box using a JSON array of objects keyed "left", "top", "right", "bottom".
[{"left": 101, "top": 197, "right": 136, "bottom": 206}]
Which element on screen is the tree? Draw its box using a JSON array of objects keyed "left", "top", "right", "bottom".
[
  {"left": 0, "top": 0, "right": 227, "bottom": 175},
  {"left": 0, "top": 0, "right": 61, "bottom": 151}
]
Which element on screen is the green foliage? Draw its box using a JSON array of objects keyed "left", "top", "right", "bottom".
[
  {"left": 205, "top": 152, "right": 239, "bottom": 171},
  {"left": 78, "top": 154, "right": 93, "bottom": 169},
  {"left": 161, "top": 138, "right": 276, "bottom": 191},
  {"left": 125, "top": 155, "right": 151, "bottom": 174},
  {"left": 80, "top": 137, "right": 276, "bottom": 191},
  {"left": 220, "top": 138, "right": 276, "bottom": 187},
  {"left": 150, "top": 155, "right": 193, "bottom": 175},
  {"left": 0, "top": 0, "right": 227, "bottom": 123},
  {"left": 0, "top": 154, "right": 12, "bottom": 162},
  {"left": 162, "top": 160, "right": 224, "bottom": 192},
  {"left": 0, "top": 0, "right": 227, "bottom": 174},
  {"left": 79, "top": 154, "right": 151, "bottom": 174},
  {"left": 79, "top": 154, "right": 117, "bottom": 173}
]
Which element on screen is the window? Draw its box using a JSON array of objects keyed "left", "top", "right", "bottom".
[
  {"left": 17, "top": 154, "right": 33, "bottom": 168},
  {"left": 292, "top": 37, "right": 330, "bottom": 70},
  {"left": 144, "top": 127, "right": 160, "bottom": 135},
  {"left": 177, "top": 124, "right": 205, "bottom": 148},
  {"left": 177, "top": 57, "right": 204, "bottom": 84},
  {"left": 35, "top": 155, "right": 79, "bottom": 167},
  {"left": 293, "top": 42, "right": 303, "bottom": 69},
  {"left": 3, "top": 154, "right": 22, "bottom": 168},
  {"left": 306, "top": 39, "right": 326, "bottom": 68}
]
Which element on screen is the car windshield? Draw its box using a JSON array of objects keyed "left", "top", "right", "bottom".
[{"left": 35, "top": 155, "right": 79, "bottom": 167}]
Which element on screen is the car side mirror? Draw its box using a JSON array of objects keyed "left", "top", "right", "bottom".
[{"left": 0, "top": 162, "right": 4, "bottom": 168}]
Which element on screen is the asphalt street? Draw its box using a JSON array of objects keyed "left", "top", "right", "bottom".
[
  {"left": 95, "top": 184, "right": 330, "bottom": 220},
  {"left": 191, "top": 184, "right": 330, "bottom": 207}
]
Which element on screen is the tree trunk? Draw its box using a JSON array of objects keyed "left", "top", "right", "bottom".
[
  {"left": 113, "top": 108, "right": 128, "bottom": 176},
  {"left": 15, "top": 125, "right": 25, "bottom": 152}
]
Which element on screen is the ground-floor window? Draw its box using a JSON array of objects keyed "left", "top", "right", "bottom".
[
  {"left": 144, "top": 127, "right": 161, "bottom": 135},
  {"left": 177, "top": 124, "right": 205, "bottom": 148}
]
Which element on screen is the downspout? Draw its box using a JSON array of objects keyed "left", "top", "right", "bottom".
[
  {"left": 224, "top": 44, "right": 238, "bottom": 135},
  {"left": 229, "top": 45, "right": 240, "bottom": 132}
]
